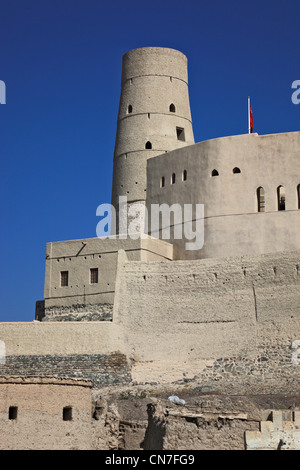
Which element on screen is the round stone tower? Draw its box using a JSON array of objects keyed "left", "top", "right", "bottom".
[{"left": 111, "top": 47, "right": 194, "bottom": 234}]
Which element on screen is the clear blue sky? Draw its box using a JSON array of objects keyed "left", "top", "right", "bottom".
[{"left": 0, "top": 0, "right": 299, "bottom": 321}]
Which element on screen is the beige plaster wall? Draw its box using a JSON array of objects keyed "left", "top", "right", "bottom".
[
  {"left": 146, "top": 131, "right": 300, "bottom": 259},
  {"left": 114, "top": 250, "right": 300, "bottom": 383},
  {"left": 44, "top": 236, "right": 173, "bottom": 308},
  {"left": 0, "top": 321, "right": 122, "bottom": 356}
]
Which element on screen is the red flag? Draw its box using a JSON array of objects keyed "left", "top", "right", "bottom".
[{"left": 248, "top": 97, "right": 254, "bottom": 133}]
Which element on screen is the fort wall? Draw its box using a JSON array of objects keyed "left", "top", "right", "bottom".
[
  {"left": 0, "top": 322, "right": 131, "bottom": 387},
  {"left": 115, "top": 250, "right": 300, "bottom": 391},
  {"left": 1, "top": 250, "right": 298, "bottom": 394},
  {"left": 41, "top": 236, "right": 173, "bottom": 320},
  {"left": 146, "top": 132, "right": 300, "bottom": 259},
  {"left": 0, "top": 321, "right": 121, "bottom": 356}
]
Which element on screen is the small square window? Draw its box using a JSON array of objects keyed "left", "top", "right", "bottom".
[
  {"left": 176, "top": 127, "right": 185, "bottom": 142},
  {"left": 60, "top": 271, "right": 69, "bottom": 287},
  {"left": 63, "top": 406, "right": 72, "bottom": 421},
  {"left": 90, "top": 268, "right": 98, "bottom": 284},
  {"left": 9, "top": 406, "right": 18, "bottom": 420}
]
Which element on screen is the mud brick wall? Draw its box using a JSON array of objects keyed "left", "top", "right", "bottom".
[{"left": 115, "top": 250, "right": 300, "bottom": 391}]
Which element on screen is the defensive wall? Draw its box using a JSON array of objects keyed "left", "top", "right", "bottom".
[
  {"left": 40, "top": 235, "right": 173, "bottom": 321},
  {"left": 146, "top": 131, "right": 300, "bottom": 259},
  {"left": 0, "top": 321, "right": 129, "bottom": 388},
  {"left": 0, "top": 249, "right": 299, "bottom": 394},
  {"left": 115, "top": 249, "right": 300, "bottom": 392}
]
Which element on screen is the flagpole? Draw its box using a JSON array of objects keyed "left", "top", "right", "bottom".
[{"left": 248, "top": 96, "right": 250, "bottom": 134}]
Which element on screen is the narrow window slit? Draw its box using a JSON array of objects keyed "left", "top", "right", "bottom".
[
  {"left": 257, "top": 187, "right": 265, "bottom": 212},
  {"left": 9, "top": 406, "right": 18, "bottom": 420},
  {"left": 63, "top": 407, "right": 72, "bottom": 421},
  {"left": 277, "top": 186, "right": 285, "bottom": 211}
]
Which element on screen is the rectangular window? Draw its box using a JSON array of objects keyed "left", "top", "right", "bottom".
[
  {"left": 176, "top": 127, "right": 185, "bottom": 142},
  {"left": 277, "top": 186, "right": 286, "bottom": 211},
  {"left": 63, "top": 406, "right": 72, "bottom": 421},
  {"left": 9, "top": 406, "right": 18, "bottom": 420},
  {"left": 90, "top": 268, "right": 98, "bottom": 284},
  {"left": 60, "top": 271, "right": 69, "bottom": 287}
]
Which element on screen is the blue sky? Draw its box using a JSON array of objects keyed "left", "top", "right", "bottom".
[{"left": 0, "top": 0, "right": 299, "bottom": 322}]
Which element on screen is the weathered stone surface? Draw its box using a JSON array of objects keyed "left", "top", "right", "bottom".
[
  {"left": 0, "top": 353, "right": 131, "bottom": 388},
  {"left": 143, "top": 399, "right": 259, "bottom": 450},
  {"left": 42, "top": 303, "right": 113, "bottom": 322}
]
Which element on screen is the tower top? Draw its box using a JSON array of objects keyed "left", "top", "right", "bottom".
[
  {"left": 121, "top": 47, "right": 188, "bottom": 84},
  {"left": 122, "top": 46, "right": 187, "bottom": 58}
]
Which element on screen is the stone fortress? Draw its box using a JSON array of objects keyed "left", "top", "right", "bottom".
[{"left": 0, "top": 47, "right": 300, "bottom": 450}]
